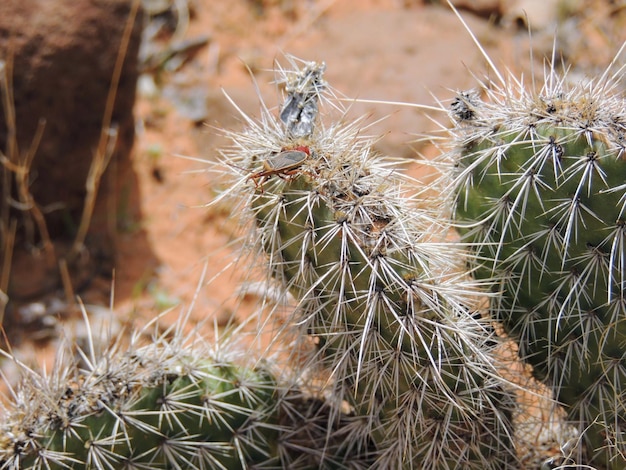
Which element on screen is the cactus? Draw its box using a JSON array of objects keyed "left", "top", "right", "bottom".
[
  {"left": 448, "top": 52, "right": 626, "bottom": 468},
  {"left": 218, "top": 57, "right": 519, "bottom": 469},
  {"left": 0, "top": 317, "right": 374, "bottom": 469}
]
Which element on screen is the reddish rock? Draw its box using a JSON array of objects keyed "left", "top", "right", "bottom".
[
  {"left": 0, "top": 0, "right": 143, "bottom": 241},
  {"left": 0, "top": 0, "right": 145, "bottom": 305}
]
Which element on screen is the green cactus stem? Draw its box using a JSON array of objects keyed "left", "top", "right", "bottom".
[
  {"left": 449, "top": 61, "right": 626, "bottom": 469},
  {"left": 0, "top": 320, "right": 373, "bottom": 469},
  {"left": 219, "top": 58, "right": 519, "bottom": 469}
]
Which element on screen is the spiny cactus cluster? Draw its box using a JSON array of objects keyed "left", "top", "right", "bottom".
[
  {"left": 217, "top": 56, "right": 519, "bottom": 469},
  {"left": 448, "top": 52, "right": 626, "bottom": 468},
  {"left": 0, "top": 319, "right": 372, "bottom": 469},
  {"left": 3, "top": 39, "right": 625, "bottom": 470}
]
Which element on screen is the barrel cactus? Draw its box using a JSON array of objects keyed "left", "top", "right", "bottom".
[
  {"left": 448, "top": 54, "right": 626, "bottom": 468},
  {"left": 217, "top": 56, "right": 519, "bottom": 469}
]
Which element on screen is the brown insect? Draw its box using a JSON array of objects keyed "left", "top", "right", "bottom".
[{"left": 248, "top": 147, "right": 310, "bottom": 188}]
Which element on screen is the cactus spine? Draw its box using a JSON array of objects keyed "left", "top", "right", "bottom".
[
  {"left": 449, "top": 57, "right": 626, "bottom": 468},
  {"left": 219, "top": 57, "right": 519, "bottom": 469}
]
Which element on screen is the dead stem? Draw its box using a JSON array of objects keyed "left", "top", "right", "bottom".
[
  {"left": 58, "top": 258, "right": 76, "bottom": 312},
  {"left": 1, "top": 54, "right": 55, "bottom": 268},
  {"left": 69, "top": 0, "right": 141, "bottom": 261},
  {"left": 0, "top": 220, "right": 15, "bottom": 324}
]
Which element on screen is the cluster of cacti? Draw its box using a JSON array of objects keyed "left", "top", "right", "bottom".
[
  {"left": 1, "top": 56, "right": 514, "bottom": 470},
  {"left": 217, "top": 56, "right": 519, "bottom": 469},
  {"left": 448, "top": 56, "right": 626, "bottom": 468},
  {"left": 0, "top": 319, "right": 374, "bottom": 469},
  {"left": 3, "top": 36, "right": 625, "bottom": 470}
]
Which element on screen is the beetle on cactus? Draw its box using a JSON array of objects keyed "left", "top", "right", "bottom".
[{"left": 216, "top": 55, "right": 520, "bottom": 469}]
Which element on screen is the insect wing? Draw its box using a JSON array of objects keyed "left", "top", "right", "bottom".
[
  {"left": 269, "top": 150, "right": 308, "bottom": 171},
  {"left": 279, "top": 93, "right": 301, "bottom": 125}
]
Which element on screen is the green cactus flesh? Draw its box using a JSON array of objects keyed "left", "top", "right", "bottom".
[
  {"left": 228, "top": 112, "right": 518, "bottom": 468},
  {"left": 1, "top": 356, "right": 278, "bottom": 469},
  {"left": 0, "top": 334, "right": 373, "bottom": 470},
  {"left": 452, "top": 87, "right": 626, "bottom": 468}
]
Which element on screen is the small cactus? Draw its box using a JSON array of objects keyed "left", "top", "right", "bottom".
[
  {"left": 0, "top": 317, "right": 372, "bottom": 469},
  {"left": 448, "top": 53, "right": 626, "bottom": 468},
  {"left": 218, "top": 57, "right": 519, "bottom": 469}
]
